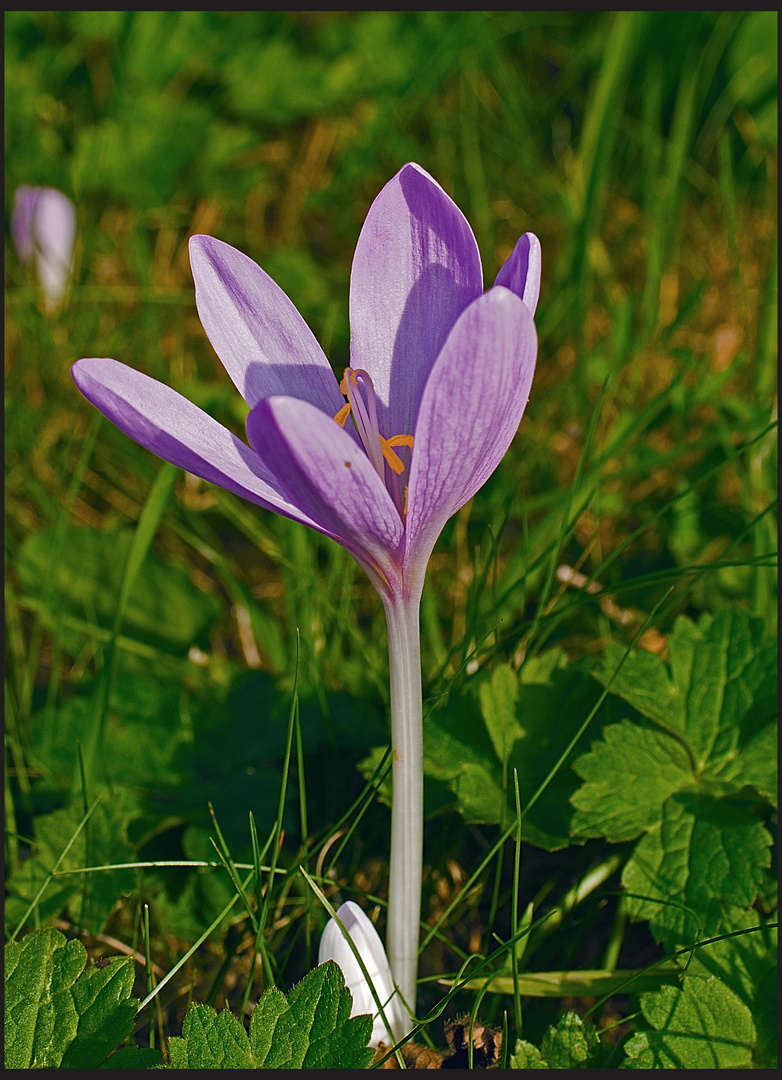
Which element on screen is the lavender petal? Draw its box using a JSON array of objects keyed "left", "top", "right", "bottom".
[
  {"left": 190, "top": 235, "right": 346, "bottom": 415},
  {"left": 72, "top": 357, "right": 319, "bottom": 529},
  {"left": 247, "top": 395, "right": 404, "bottom": 588},
  {"left": 349, "top": 163, "right": 483, "bottom": 441},
  {"left": 404, "top": 287, "right": 537, "bottom": 579},
  {"left": 494, "top": 232, "right": 541, "bottom": 315}
]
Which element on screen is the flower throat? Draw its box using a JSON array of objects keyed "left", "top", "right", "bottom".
[{"left": 334, "top": 367, "right": 413, "bottom": 519}]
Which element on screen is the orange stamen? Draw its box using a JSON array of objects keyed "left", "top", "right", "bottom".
[
  {"left": 334, "top": 402, "right": 351, "bottom": 427},
  {"left": 332, "top": 367, "right": 414, "bottom": 521},
  {"left": 379, "top": 433, "right": 414, "bottom": 475},
  {"left": 380, "top": 437, "right": 405, "bottom": 475}
]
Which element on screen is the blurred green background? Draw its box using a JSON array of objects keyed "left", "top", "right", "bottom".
[{"left": 4, "top": 9, "right": 777, "bottom": 1038}]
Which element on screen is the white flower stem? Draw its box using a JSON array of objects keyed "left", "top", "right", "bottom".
[{"left": 383, "top": 587, "right": 424, "bottom": 1021}]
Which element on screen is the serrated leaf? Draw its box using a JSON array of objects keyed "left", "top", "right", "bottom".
[
  {"left": 573, "top": 607, "right": 776, "bottom": 943},
  {"left": 621, "top": 792, "right": 772, "bottom": 945},
  {"left": 539, "top": 1010, "right": 603, "bottom": 1069},
  {"left": 682, "top": 911, "right": 777, "bottom": 1069},
  {"left": 479, "top": 664, "right": 522, "bottom": 766},
  {"left": 619, "top": 1031, "right": 656, "bottom": 1069},
  {"left": 685, "top": 909, "right": 777, "bottom": 1005},
  {"left": 4, "top": 928, "right": 137, "bottom": 1069},
  {"left": 719, "top": 720, "right": 778, "bottom": 806},
  {"left": 570, "top": 720, "right": 692, "bottom": 842},
  {"left": 419, "top": 648, "right": 596, "bottom": 849},
  {"left": 165, "top": 961, "right": 373, "bottom": 1070},
  {"left": 595, "top": 643, "right": 682, "bottom": 732},
  {"left": 249, "top": 987, "right": 290, "bottom": 1067},
  {"left": 510, "top": 1037, "right": 549, "bottom": 1068},
  {"left": 166, "top": 1005, "right": 255, "bottom": 1069},
  {"left": 258, "top": 960, "right": 374, "bottom": 1070},
  {"left": 622, "top": 976, "right": 755, "bottom": 1069},
  {"left": 61, "top": 955, "right": 139, "bottom": 1068},
  {"left": 595, "top": 607, "right": 774, "bottom": 772}
]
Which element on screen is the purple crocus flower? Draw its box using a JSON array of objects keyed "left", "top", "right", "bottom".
[
  {"left": 72, "top": 162, "right": 539, "bottom": 1015},
  {"left": 12, "top": 185, "right": 76, "bottom": 311}
]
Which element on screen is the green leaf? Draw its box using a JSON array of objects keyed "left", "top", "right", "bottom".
[
  {"left": 479, "top": 664, "right": 522, "bottom": 766},
  {"left": 167, "top": 1006, "right": 255, "bottom": 1069},
  {"left": 5, "top": 928, "right": 138, "bottom": 1069},
  {"left": 621, "top": 791, "right": 772, "bottom": 945},
  {"left": 6, "top": 797, "right": 136, "bottom": 936},
  {"left": 594, "top": 608, "right": 774, "bottom": 772},
  {"left": 540, "top": 1010, "right": 603, "bottom": 1069},
  {"left": 621, "top": 976, "right": 756, "bottom": 1069},
  {"left": 28, "top": 672, "right": 191, "bottom": 793},
  {"left": 719, "top": 720, "right": 778, "bottom": 806},
  {"left": 572, "top": 607, "right": 776, "bottom": 944},
  {"left": 61, "top": 959, "right": 142, "bottom": 1069},
  {"left": 510, "top": 1037, "right": 549, "bottom": 1068},
  {"left": 416, "top": 648, "right": 597, "bottom": 850},
  {"left": 291, "top": 959, "right": 374, "bottom": 1069},
  {"left": 679, "top": 912, "right": 777, "bottom": 1068},
  {"left": 98, "top": 1045, "right": 163, "bottom": 1068},
  {"left": 594, "top": 644, "right": 683, "bottom": 734},
  {"left": 165, "top": 960, "right": 373, "bottom": 1069},
  {"left": 570, "top": 720, "right": 692, "bottom": 842},
  {"left": 255, "top": 961, "right": 374, "bottom": 1069},
  {"left": 249, "top": 987, "right": 291, "bottom": 1067}
]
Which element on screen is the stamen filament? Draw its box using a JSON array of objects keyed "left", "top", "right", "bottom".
[
  {"left": 345, "top": 368, "right": 385, "bottom": 478},
  {"left": 333, "top": 367, "right": 414, "bottom": 521}
]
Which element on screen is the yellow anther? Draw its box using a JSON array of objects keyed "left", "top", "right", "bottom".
[
  {"left": 380, "top": 436, "right": 405, "bottom": 475},
  {"left": 339, "top": 368, "right": 361, "bottom": 395},
  {"left": 333, "top": 365, "right": 414, "bottom": 511},
  {"left": 334, "top": 402, "right": 351, "bottom": 427},
  {"left": 379, "top": 433, "right": 414, "bottom": 475}
]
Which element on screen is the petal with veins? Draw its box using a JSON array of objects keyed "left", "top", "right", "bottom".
[
  {"left": 404, "top": 287, "right": 537, "bottom": 579},
  {"left": 247, "top": 396, "right": 404, "bottom": 590},
  {"left": 349, "top": 163, "right": 483, "bottom": 440},
  {"left": 190, "top": 235, "right": 346, "bottom": 416},
  {"left": 72, "top": 357, "right": 319, "bottom": 529},
  {"left": 494, "top": 232, "right": 541, "bottom": 316}
]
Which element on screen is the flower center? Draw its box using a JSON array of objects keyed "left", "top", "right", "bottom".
[{"left": 334, "top": 367, "right": 414, "bottom": 518}]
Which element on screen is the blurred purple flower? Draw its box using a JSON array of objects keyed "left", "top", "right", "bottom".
[
  {"left": 72, "top": 162, "right": 539, "bottom": 1011},
  {"left": 12, "top": 185, "right": 76, "bottom": 310}
]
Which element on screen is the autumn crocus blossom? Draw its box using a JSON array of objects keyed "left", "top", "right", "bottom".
[
  {"left": 72, "top": 163, "right": 539, "bottom": 1019},
  {"left": 319, "top": 900, "right": 406, "bottom": 1047},
  {"left": 12, "top": 185, "right": 76, "bottom": 310}
]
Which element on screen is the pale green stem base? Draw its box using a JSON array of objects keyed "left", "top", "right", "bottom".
[{"left": 383, "top": 589, "right": 424, "bottom": 1023}]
